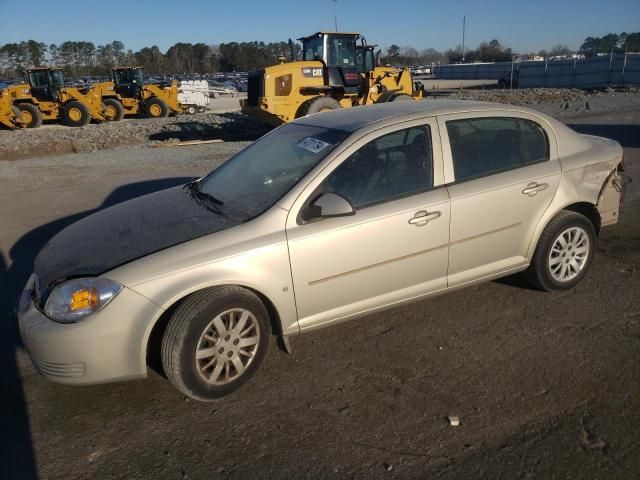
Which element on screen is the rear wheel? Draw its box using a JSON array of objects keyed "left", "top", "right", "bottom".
[
  {"left": 15, "top": 103, "right": 43, "bottom": 128},
  {"left": 186, "top": 104, "right": 197, "bottom": 115},
  {"left": 62, "top": 101, "right": 90, "bottom": 127},
  {"left": 103, "top": 98, "right": 125, "bottom": 121},
  {"left": 145, "top": 97, "right": 169, "bottom": 118},
  {"left": 161, "top": 286, "right": 271, "bottom": 401},
  {"left": 297, "top": 96, "right": 341, "bottom": 118},
  {"left": 525, "top": 211, "right": 596, "bottom": 291}
]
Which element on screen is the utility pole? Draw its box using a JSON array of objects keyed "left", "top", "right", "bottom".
[
  {"left": 333, "top": 0, "right": 338, "bottom": 32},
  {"left": 461, "top": 15, "right": 466, "bottom": 63}
]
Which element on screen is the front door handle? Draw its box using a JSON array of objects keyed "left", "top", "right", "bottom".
[
  {"left": 522, "top": 182, "right": 548, "bottom": 197},
  {"left": 409, "top": 210, "right": 441, "bottom": 226}
]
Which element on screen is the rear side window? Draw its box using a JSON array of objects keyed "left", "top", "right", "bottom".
[{"left": 447, "top": 117, "right": 549, "bottom": 182}]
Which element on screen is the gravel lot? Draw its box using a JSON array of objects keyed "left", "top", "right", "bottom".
[{"left": 0, "top": 100, "right": 638, "bottom": 479}]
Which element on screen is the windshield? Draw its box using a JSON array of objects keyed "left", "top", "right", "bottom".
[
  {"left": 327, "top": 36, "right": 356, "bottom": 66},
  {"left": 51, "top": 70, "right": 65, "bottom": 89},
  {"left": 198, "top": 124, "right": 350, "bottom": 220},
  {"left": 132, "top": 68, "right": 144, "bottom": 84}
]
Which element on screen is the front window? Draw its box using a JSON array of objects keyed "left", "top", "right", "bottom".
[
  {"left": 199, "top": 124, "right": 350, "bottom": 219},
  {"left": 132, "top": 68, "right": 144, "bottom": 84},
  {"left": 323, "top": 126, "right": 434, "bottom": 209},
  {"left": 326, "top": 36, "right": 356, "bottom": 66},
  {"left": 356, "top": 48, "right": 375, "bottom": 73},
  {"left": 50, "top": 70, "right": 65, "bottom": 89}
]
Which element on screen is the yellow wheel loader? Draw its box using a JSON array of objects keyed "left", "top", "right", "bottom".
[
  {"left": 240, "top": 32, "right": 424, "bottom": 126},
  {"left": 0, "top": 87, "right": 23, "bottom": 129},
  {"left": 6, "top": 68, "right": 107, "bottom": 127},
  {"left": 88, "top": 67, "right": 182, "bottom": 120}
]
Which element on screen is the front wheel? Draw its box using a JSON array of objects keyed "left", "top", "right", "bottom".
[
  {"left": 161, "top": 286, "right": 271, "bottom": 401},
  {"left": 62, "top": 101, "right": 91, "bottom": 127},
  {"left": 144, "top": 97, "right": 169, "bottom": 118},
  {"left": 525, "top": 211, "right": 596, "bottom": 291}
]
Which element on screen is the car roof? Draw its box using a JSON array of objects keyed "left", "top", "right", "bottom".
[{"left": 292, "top": 99, "right": 542, "bottom": 133}]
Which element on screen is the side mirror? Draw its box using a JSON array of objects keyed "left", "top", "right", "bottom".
[{"left": 307, "top": 192, "right": 355, "bottom": 220}]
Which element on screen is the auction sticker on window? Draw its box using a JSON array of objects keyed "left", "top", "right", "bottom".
[{"left": 296, "top": 137, "right": 331, "bottom": 153}]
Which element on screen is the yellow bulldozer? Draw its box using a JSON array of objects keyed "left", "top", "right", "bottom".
[
  {"left": 88, "top": 67, "right": 182, "bottom": 120},
  {"left": 241, "top": 32, "right": 424, "bottom": 125},
  {"left": 7, "top": 67, "right": 107, "bottom": 127}
]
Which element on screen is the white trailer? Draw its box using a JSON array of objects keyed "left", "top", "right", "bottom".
[{"left": 178, "top": 80, "right": 210, "bottom": 114}]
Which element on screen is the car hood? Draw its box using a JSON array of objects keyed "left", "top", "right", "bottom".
[{"left": 34, "top": 185, "right": 242, "bottom": 290}]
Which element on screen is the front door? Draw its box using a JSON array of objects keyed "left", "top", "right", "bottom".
[{"left": 286, "top": 120, "right": 451, "bottom": 331}]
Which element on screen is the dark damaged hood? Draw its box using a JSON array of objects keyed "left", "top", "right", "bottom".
[{"left": 34, "top": 185, "right": 242, "bottom": 289}]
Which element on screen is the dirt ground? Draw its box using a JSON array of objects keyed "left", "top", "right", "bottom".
[{"left": 0, "top": 111, "right": 638, "bottom": 480}]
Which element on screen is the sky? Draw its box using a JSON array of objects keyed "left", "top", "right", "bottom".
[{"left": 1, "top": 0, "right": 639, "bottom": 54}]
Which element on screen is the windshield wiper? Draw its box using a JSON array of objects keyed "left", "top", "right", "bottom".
[{"left": 184, "top": 181, "right": 226, "bottom": 215}]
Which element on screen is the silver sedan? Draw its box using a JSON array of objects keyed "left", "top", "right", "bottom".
[{"left": 17, "top": 100, "right": 624, "bottom": 401}]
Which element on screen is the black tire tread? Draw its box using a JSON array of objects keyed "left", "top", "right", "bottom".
[{"left": 161, "top": 286, "right": 269, "bottom": 401}]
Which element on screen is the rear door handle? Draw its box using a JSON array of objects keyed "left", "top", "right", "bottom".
[
  {"left": 409, "top": 210, "right": 441, "bottom": 226},
  {"left": 522, "top": 182, "right": 548, "bottom": 197}
]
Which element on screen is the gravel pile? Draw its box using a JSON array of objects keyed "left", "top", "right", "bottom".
[
  {"left": 446, "top": 87, "right": 640, "bottom": 117},
  {"left": 0, "top": 112, "right": 268, "bottom": 161},
  {"left": 1, "top": 88, "right": 639, "bottom": 161}
]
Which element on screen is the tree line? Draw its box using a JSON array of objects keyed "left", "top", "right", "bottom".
[
  {"left": 0, "top": 40, "right": 296, "bottom": 78},
  {"left": 1, "top": 32, "right": 638, "bottom": 78}
]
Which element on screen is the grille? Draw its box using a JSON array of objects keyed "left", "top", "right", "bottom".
[
  {"left": 33, "top": 358, "right": 86, "bottom": 378},
  {"left": 247, "top": 69, "right": 264, "bottom": 107}
]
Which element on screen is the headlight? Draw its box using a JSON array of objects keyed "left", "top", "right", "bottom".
[{"left": 44, "top": 278, "right": 123, "bottom": 323}]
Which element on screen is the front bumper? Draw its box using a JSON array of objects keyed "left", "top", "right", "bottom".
[{"left": 17, "top": 274, "right": 164, "bottom": 385}]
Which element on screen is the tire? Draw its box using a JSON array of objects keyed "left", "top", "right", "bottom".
[
  {"left": 389, "top": 93, "right": 413, "bottom": 102},
  {"left": 15, "top": 103, "right": 43, "bottom": 128},
  {"left": 62, "top": 101, "right": 90, "bottom": 127},
  {"left": 161, "top": 286, "right": 271, "bottom": 401},
  {"left": 186, "top": 105, "right": 197, "bottom": 115},
  {"left": 297, "top": 96, "right": 341, "bottom": 118},
  {"left": 103, "top": 98, "right": 125, "bottom": 121},
  {"left": 525, "top": 210, "right": 596, "bottom": 291},
  {"left": 144, "top": 97, "right": 169, "bottom": 118},
  {"left": 197, "top": 106, "right": 206, "bottom": 113}
]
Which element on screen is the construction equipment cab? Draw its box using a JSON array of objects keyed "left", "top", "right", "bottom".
[{"left": 241, "top": 31, "right": 422, "bottom": 126}]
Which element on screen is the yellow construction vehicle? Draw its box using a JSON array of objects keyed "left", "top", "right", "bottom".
[
  {"left": 89, "top": 67, "right": 182, "bottom": 120},
  {"left": 241, "top": 32, "right": 424, "bottom": 125},
  {"left": 0, "top": 87, "right": 23, "bottom": 129},
  {"left": 6, "top": 68, "right": 106, "bottom": 127}
]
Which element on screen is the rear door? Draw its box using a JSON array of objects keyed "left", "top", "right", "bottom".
[
  {"left": 438, "top": 112, "right": 561, "bottom": 286},
  {"left": 286, "top": 119, "right": 450, "bottom": 331}
]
